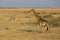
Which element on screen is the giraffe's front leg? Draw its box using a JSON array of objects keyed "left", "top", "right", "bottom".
[{"left": 38, "top": 22, "right": 43, "bottom": 32}]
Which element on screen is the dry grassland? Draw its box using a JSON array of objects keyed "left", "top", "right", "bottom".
[{"left": 0, "top": 8, "right": 60, "bottom": 40}]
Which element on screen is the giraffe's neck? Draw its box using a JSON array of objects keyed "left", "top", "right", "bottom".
[
  {"left": 31, "top": 9, "right": 48, "bottom": 23},
  {"left": 33, "top": 11, "right": 47, "bottom": 22},
  {"left": 32, "top": 10, "right": 39, "bottom": 19}
]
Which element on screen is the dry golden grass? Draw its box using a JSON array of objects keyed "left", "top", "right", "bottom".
[{"left": 0, "top": 8, "right": 60, "bottom": 40}]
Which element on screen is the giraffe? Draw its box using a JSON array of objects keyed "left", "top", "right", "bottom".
[{"left": 30, "top": 9, "right": 49, "bottom": 32}]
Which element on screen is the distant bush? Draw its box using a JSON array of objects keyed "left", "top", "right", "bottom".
[
  {"left": 50, "top": 12, "right": 56, "bottom": 15},
  {"left": 50, "top": 17, "right": 60, "bottom": 27},
  {"left": 57, "top": 17, "right": 60, "bottom": 21},
  {"left": 24, "top": 16, "right": 31, "bottom": 18},
  {"left": 50, "top": 12, "right": 60, "bottom": 15},
  {"left": 24, "top": 11, "right": 31, "bottom": 13},
  {"left": 43, "top": 14, "right": 60, "bottom": 27},
  {"left": 37, "top": 12, "right": 40, "bottom": 14},
  {"left": 43, "top": 14, "right": 53, "bottom": 18}
]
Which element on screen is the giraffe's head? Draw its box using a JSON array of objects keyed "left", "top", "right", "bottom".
[
  {"left": 31, "top": 9, "right": 34, "bottom": 11},
  {"left": 30, "top": 9, "right": 35, "bottom": 12}
]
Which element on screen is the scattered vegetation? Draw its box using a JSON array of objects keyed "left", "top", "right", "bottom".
[
  {"left": 21, "top": 22, "right": 38, "bottom": 26},
  {"left": 51, "top": 12, "right": 60, "bottom": 15},
  {"left": 24, "top": 16, "right": 32, "bottom": 18},
  {"left": 43, "top": 14, "right": 53, "bottom": 18},
  {"left": 24, "top": 11, "right": 31, "bottom": 13},
  {"left": 52, "top": 17, "right": 60, "bottom": 27},
  {"left": 5, "top": 28, "right": 9, "bottom": 30},
  {"left": 23, "top": 9, "right": 60, "bottom": 27},
  {"left": 43, "top": 14, "right": 60, "bottom": 27},
  {"left": 18, "top": 29, "right": 42, "bottom": 33}
]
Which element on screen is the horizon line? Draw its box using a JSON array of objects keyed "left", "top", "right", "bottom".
[{"left": 0, "top": 7, "right": 60, "bottom": 8}]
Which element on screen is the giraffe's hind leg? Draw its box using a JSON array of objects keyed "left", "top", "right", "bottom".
[
  {"left": 38, "top": 22, "right": 49, "bottom": 32},
  {"left": 41, "top": 23, "right": 49, "bottom": 32}
]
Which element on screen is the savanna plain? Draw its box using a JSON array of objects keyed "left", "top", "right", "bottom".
[{"left": 0, "top": 8, "right": 60, "bottom": 40}]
